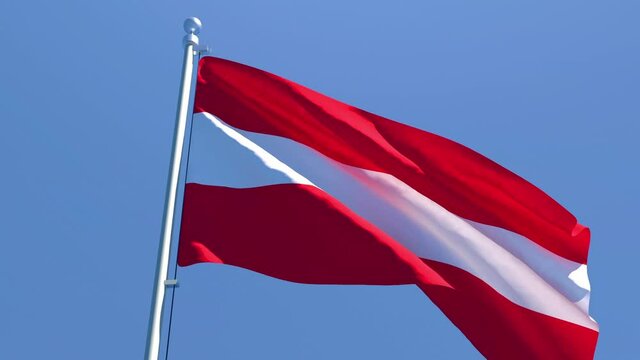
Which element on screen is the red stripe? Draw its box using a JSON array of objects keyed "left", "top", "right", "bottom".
[
  {"left": 194, "top": 56, "right": 590, "bottom": 264},
  {"left": 178, "top": 183, "right": 448, "bottom": 287},
  {"left": 420, "top": 259, "right": 597, "bottom": 360},
  {"left": 178, "top": 183, "right": 597, "bottom": 359}
]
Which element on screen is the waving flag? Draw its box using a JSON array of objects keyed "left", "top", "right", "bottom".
[{"left": 178, "top": 57, "right": 598, "bottom": 359}]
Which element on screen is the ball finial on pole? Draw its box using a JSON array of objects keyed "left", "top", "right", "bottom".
[
  {"left": 183, "top": 17, "right": 202, "bottom": 35},
  {"left": 183, "top": 17, "right": 202, "bottom": 46}
]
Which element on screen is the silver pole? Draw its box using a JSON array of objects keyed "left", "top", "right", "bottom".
[{"left": 144, "top": 17, "right": 202, "bottom": 360}]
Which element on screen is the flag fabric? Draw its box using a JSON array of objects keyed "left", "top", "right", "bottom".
[{"left": 178, "top": 57, "right": 598, "bottom": 359}]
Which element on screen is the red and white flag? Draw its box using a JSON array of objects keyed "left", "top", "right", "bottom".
[{"left": 178, "top": 57, "right": 598, "bottom": 359}]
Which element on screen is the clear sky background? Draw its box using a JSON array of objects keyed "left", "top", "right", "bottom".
[{"left": 1, "top": 1, "right": 638, "bottom": 359}]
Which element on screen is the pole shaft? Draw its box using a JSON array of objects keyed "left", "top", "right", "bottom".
[{"left": 145, "top": 18, "right": 201, "bottom": 360}]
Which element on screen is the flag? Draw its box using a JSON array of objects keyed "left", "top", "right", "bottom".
[{"left": 178, "top": 57, "right": 598, "bottom": 359}]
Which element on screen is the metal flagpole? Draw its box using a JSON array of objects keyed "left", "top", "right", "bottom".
[{"left": 144, "top": 17, "right": 202, "bottom": 360}]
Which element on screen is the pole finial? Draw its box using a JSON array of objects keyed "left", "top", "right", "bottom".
[
  {"left": 183, "top": 17, "right": 202, "bottom": 47},
  {"left": 184, "top": 17, "right": 202, "bottom": 35}
]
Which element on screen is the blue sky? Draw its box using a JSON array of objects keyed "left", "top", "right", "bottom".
[{"left": 1, "top": 1, "right": 638, "bottom": 359}]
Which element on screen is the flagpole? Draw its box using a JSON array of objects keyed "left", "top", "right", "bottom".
[{"left": 144, "top": 17, "right": 201, "bottom": 360}]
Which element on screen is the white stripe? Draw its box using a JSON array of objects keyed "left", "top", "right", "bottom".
[
  {"left": 188, "top": 112, "right": 597, "bottom": 330},
  {"left": 188, "top": 114, "right": 313, "bottom": 186}
]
